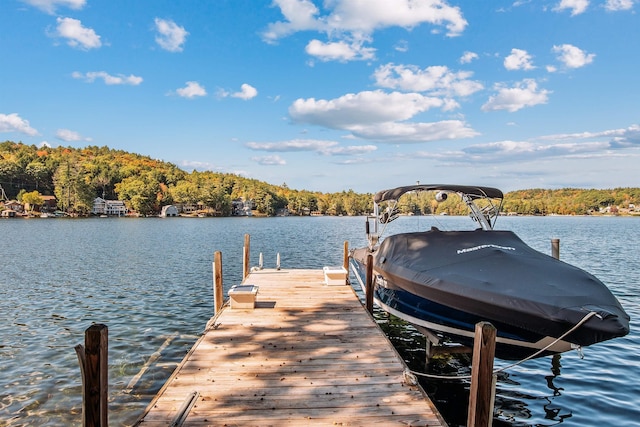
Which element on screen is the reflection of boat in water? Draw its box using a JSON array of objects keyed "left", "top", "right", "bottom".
[{"left": 350, "top": 184, "right": 630, "bottom": 360}]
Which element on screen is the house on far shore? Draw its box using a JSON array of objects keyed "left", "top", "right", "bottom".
[
  {"left": 24, "top": 195, "right": 57, "bottom": 213},
  {"left": 232, "top": 198, "right": 254, "bottom": 216},
  {"left": 160, "top": 205, "right": 179, "bottom": 217},
  {"left": 1, "top": 209, "right": 17, "bottom": 218},
  {"left": 3, "top": 200, "right": 24, "bottom": 214},
  {"left": 40, "top": 195, "right": 57, "bottom": 212},
  {"left": 92, "top": 197, "right": 127, "bottom": 216}
]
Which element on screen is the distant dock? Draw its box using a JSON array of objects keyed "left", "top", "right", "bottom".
[{"left": 134, "top": 267, "right": 447, "bottom": 426}]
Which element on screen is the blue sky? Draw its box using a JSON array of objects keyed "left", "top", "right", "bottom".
[{"left": 1, "top": 0, "right": 638, "bottom": 193}]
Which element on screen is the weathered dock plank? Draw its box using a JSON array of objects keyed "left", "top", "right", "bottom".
[{"left": 135, "top": 269, "right": 446, "bottom": 426}]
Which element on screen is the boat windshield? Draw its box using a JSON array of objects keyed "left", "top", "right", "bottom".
[{"left": 366, "top": 185, "right": 504, "bottom": 249}]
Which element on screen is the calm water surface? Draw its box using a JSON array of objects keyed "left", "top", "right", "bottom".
[{"left": 1, "top": 215, "right": 638, "bottom": 426}]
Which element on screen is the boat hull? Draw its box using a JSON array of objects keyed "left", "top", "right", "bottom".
[{"left": 350, "top": 229, "right": 630, "bottom": 360}]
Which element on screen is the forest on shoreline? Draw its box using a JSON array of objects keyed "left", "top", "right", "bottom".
[{"left": 1, "top": 141, "right": 639, "bottom": 217}]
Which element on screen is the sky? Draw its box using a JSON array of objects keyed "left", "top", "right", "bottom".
[{"left": 1, "top": 0, "right": 639, "bottom": 194}]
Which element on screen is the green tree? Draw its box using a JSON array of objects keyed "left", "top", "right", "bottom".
[
  {"left": 115, "top": 175, "right": 160, "bottom": 216},
  {"left": 25, "top": 161, "right": 51, "bottom": 191},
  {"left": 53, "top": 160, "right": 94, "bottom": 214},
  {"left": 170, "top": 180, "right": 201, "bottom": 206},
  {"left": 21, "top": 190, "right": 44, "bottom": 211}
]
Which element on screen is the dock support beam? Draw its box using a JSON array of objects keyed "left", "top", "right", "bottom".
[
  {"left": 343, "top": 241, "right": 349, "bottom": 286},
  {"left": 343, "top": 240, "right": 349, "bottom": 269},
  {"left": 551, "top": 238, "right": 560, "bottom": 260},
  {"left": 243, "top": 233, "right": 250, "bottom": 279},
  {"left": 213, "top": 251, "right": 224, "bottom": 314},
  {"left": 467, "top": 322, "right": 497, "bottom": 427},
  {"left": 75, "top": 324, "right": 109, "bottom": 427},
  {"left": 365, "top": 254, "right": 374, "bottom": 314}
]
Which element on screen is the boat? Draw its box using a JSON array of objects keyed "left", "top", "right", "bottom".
[{"left": 349, "top": 184, "right": 630, "bottom": 360}]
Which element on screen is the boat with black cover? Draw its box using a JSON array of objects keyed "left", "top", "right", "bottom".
[{"left": 350, "top": 184, "right": 630, "bottom": 360}]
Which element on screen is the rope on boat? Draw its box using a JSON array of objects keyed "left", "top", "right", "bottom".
[{"left": 406, "top": 311, "right": 599, "bottom": 381}]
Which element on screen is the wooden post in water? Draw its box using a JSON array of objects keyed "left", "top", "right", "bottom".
[
  {"left": 343, "top": 241, "right": 349, "bottom": 270},
  {"left": 243, "top": 233, "right": 250, "bottom": 280},
  {"left": 365, "top": 254, "right": 374, "bottom": 314},
  {"left": 213, "top": 251, "right": 224, "bottom": 315},
  {"left": 343, "top": 241, "right": 349, "bottom": 285},
  {"left": 467, "top": 322, "right": 497, "bottom": 427},
  {"left": 75, "top": 324, "right": 108, "bottom": 427},
  {"left": 551, "top": 238, "right": 560, "bottom": 260}
]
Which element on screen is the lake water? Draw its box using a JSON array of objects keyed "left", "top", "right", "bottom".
[{"left": 1, "top": 215, "right": 638, "bottom": 426}]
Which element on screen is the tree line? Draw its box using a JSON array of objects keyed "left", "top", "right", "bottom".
[{"left": 1, "top": 141, "right": 638, "bottom": 217}]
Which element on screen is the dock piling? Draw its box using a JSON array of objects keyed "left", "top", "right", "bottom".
[
  {"left": 365, "top": 253, "right": 374, "bottom": 313},
  {"left": 551, "top": 238, "right": 560, "bottom": 260},
  {"left": 243, "top": 233, "right": 250, "bottom": 279},
  {"left": 467, "top": 322, "right": 497, "bottom": 427},
  {"left": 75, "top": 324, "right": 108, "bottom": 427},
  {"left": 343, "top": 240, "right": 349, "bottom": 270},
  {"left": 213, "top": 251, "right": 224, "bottom": 314}
]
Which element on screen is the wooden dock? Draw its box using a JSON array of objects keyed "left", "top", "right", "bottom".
[{"left": 135, "top": 268, "right": 447, "bottom": 426}]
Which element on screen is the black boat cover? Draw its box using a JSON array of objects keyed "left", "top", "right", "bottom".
[{"left": 374, "top": 228, "right": 629, "bottom": 345}]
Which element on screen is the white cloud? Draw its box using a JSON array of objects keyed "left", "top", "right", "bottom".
[
  {"left": 179, "top": 160, "right": 223, "bottom": 172},
  {"left": 604, "top": 0, "right": 634, "bottom": 11},
  {"left": 0, "top": 113, "right": 39, "bottom": 136},
  {"left": 289, "top": 90, "right": 478, "bottom": 142},
  {"left": 326, "top": 0, "right": 468, "bottom": 36},
  {"left": 482, "top": 79, "right": 550, "bottom": 112},
  {"left": 262, "top": 0, "right": 323, "bottom": 41},
  {"left": 424, "top": 124, "right": 640, "bottom": 167},
  {"left": 290, "top": 90, "right": 444, "bottom": 129},
  {"left": 461, "top": 139, "right": 612, "bottom": 162},
  {"left": 537, "top": 124, "right": 640, "bottom": 148},
  {"left": 553, "top": 0, "right": 589, "bottom": 15},
  {"left": 325, "top": 144, "right": 378, "bottom": 155},
  {"left": 38, "top": 141, "right": 52, "bottom": 148},
  {"left": 246, "top": 139, "right": 377, "bottom": 155},
  {"left": 305, "top": 38, "right": 376, "bottom": 61},
  {"left": 54, "top": 17, "right": 101, "bottom": 50},
  {"left": 608, "top": 124, "right": 640, "bottom": 148},
  {"left": 552, "top": 44, "right": 595, "bottom": 68},
  {"left": 394, "top": 40, "right": 409, "bottom": 52},
  {"left": 175, "top": 81, "right": 207, "bottom": 98},
  {"left": 154, "top": 18, "right": 188, "bottom": 52},
  {"left": 72, "top": 71, "right": 143, "bottom": 85},
  {"left": 22, "top": 0, "right": 85, "bottom": 14},
  {"left": 504, "top": 48, "right": 535, "bottom": 71},
  {"left": 232, "top": 84, "right": 258, "bottom": 100},
  {"left": 347, "top": 120, "right": 478, "bottom": 142},
  {"left": 247, "top": 139, "right": 339, "bottom": 152},
  {"left": 373, "top": 63, "right": 483, "bottom": 97},
  {"left": 460, "top": 51, "right": 478, "bottom": 64},
  {"left": 251, "top": 155, "right": 287, "bottom": 165},
  {"left": 262, "top": 0, "right": 468, "bottom": 62},
  {"left": 56, "top": 128, "right": 91, "bottom": 142}
]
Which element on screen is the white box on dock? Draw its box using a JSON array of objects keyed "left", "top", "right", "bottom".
[
  {"left": 228, "top": 285, "right": 259, "bottom": 309},
  {"left": 323, "top": 266, "right": 347, "bottom": 286}
]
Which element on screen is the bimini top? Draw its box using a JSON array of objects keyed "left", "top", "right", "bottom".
[{"left": 373, "top": 184, "right": 504, "bottom": 204}]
